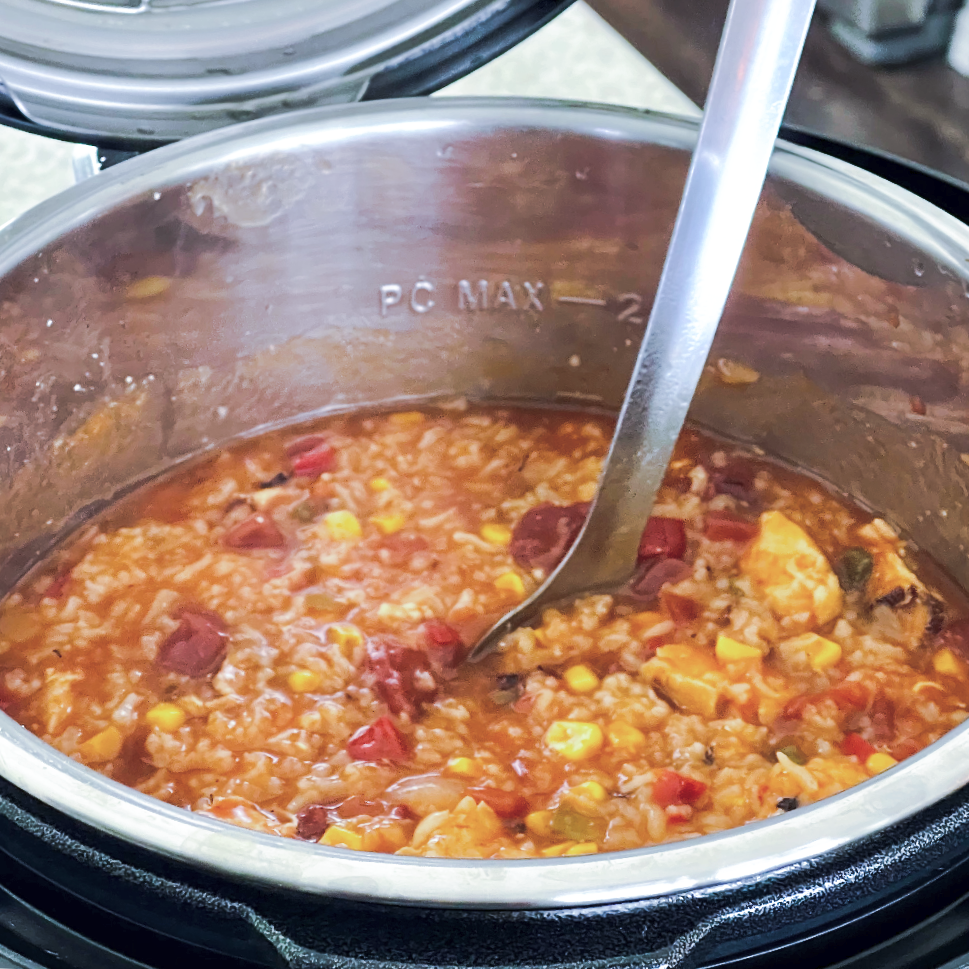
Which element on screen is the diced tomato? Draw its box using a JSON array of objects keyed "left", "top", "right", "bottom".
[
  {"left": 652, "top": 769, "right": 708, "bottom": 808},
  {"left": 782, "top": 695, "right": 812, "bottom": 720},
  {"left": 630, "top": 558, "right": 692, "bottom": 603},
  {"left": 638, "top": 517, "right": 686, "bottom": 561},
  {"left": 709, "top": 460, "right": 757, "bottom": 503},
  {"left": 224, "top": 513, "right": 285, "bottom": 549},
  {"left": 934, "top": 618, "right": 969, "bottom": 662},
  {"left": 703, "top": 512, "right": 759, "bottom": 543},
  {"left": 336, "top": 795, "right": 414, "bottom": 821},
  {"left": 784, "top": 683, "right": 868, "bottom": 721},
  {"left": 418, "top": 619, "right": 465, "bottom": 672},
  {"left": 366, "top": 636, "right": 437, "bottom": 718},
  {"left": 840, "top": 732, "right": 876, "bottom": 760},
  {"left": 291, "top": 443, "right": 336, "bottom": 478},
  {"left": 44, "top": 567, "right": 72, "bottom": 599},
  {"left": 381, "top": 533, "right": 430, "bottom": 567},
  {"left": 346, "top": 716, "right": 408, "bottom": 762},
  {"left": 509, "top": 502, "right": 590, "bottom": 571},
  {"left": 157, "top": 607, "right": 228, "bottom": 678},
  {"left": 661, "top": 587, "right": 701, "bottom": 624},
  {"left": 466, "top": 787, "right": 529, "bottom": 819},
  {"left": 868, "top": 694, "right": 896, "bottom": 743},
  {"left": 890, "top": 738, "right": 921, "bottom": 761},
  {"left": 295, "top": 803, "right": 335, "bottom": 840},
  {"left": 827, "top": 682, "right": 870, "bottom": 711}
]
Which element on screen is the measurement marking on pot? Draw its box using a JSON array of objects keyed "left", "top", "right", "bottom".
[
  {"left": 556, "top": 296, "right": 607, "bottom": 307},
  {"left": 379, "top": 281, "right": 642, "bottom": 323}
]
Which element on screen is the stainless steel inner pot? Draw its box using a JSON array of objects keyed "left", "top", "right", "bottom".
[{"left": 2, "top": 98, "right": 969, "bottom": 909}]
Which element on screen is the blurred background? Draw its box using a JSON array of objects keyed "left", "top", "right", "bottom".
[{"left": 2, "top": 0, "right": 969, "bottom": 227}]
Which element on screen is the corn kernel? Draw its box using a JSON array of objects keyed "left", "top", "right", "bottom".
[
  {"left": 328, "top": 623, "right": 364, "bottom": 650},
  {"left": 444, "top": 757, "right": 482, "bottom": 778},
  {"left": 784, "top": 633, "right": 843, "bottom": 671},
  {"left": 480, "top": 524, "right": 513, "bottom": 547},
  {"left": 125, "top": 275, "right": 171, "bottom": 300},
  {"left": 78, "top": 725, "right": 123, "bottom": 762},
  {"left": 287, "top": 669, "right": 322, "bottom": 693},
  {"left": 370, "top": 514, "right": 406, "bottom": 535},
  {"left": 564, "top": 664, "right": 600, "bottom": 694},
  {"left": 145, "top": 702, "right": 186, "bottom": 732},
  {"left": 320, "top": 826, "right": 364, "bottom": 850},
  {"left": 564, "top": 842, "right": 599, "bottom": 856},
  {"left": 866, "top": 752, "right": 898, "bottom": 775},
  {"left": 389, "top": 411, "right": 424, "bottom": 426},
  {"left": 540, "top": 842, "right": 574, "bottom": 857},
  {"left": 544, "top": 721, "right": 604, "bottom": 761},
  {"left": 369, "top": 477, "right": 392, "bottom": 492},
  {"left": 934, "top": 648, "right": 966, "bottom": 679},
  {"left": 494, "top": 571, "right": 525, "bottom": 597},
  {"left": 571, "top": 780, "right": 609, "bottom": 802},
  {"left": 323, "top": 510, "right": 362, "bottom": 542},
  {"left": 525, "top": 810, "right": 554, "bottom": 838},
  {"left": 606, "top": 720, "right": 647, "bottom": 753},
  {"left": 628, "top": 610, "right": 665, "bottom": 632},
  {"left": 715, "top": 635, "right": 762, "bottom": 663}
]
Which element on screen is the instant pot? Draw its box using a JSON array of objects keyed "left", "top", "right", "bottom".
[{"left": 4, "top": 6, "right": 969, "bottom": 969}]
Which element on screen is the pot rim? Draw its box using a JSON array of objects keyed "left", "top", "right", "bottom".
[{"left": 2, "top": 97, "right": 969, "bottom": 909}]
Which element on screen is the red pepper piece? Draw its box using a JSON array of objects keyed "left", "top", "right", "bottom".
[
  {"left": 638, "top": 516, "right": 686, "bottom": 561},
  {"left": 291, "top": 443, "right": 336, "bottom": 478},
  {"left": 840, "top": 732, "right": 876, "bottom": 760},
  {"left": 346, "top": 716, "right": 408, "bottom": 762},
  {"left": 224, "top": 513, "right": 285, "bottom": 549},
  {"left": 704, "top": 512, "right": 760, "bottom": 543},
  {"left": 418, "top": 619, "right": 465, "bottom": 672},
  {"left": 285, "top": 435, "right": 326, "bottom": 457},
  {"left": 157, "top": 607, "right": 228, "bottom": 678},
  {"left": 652, "top": 769, "right": 708, "bottom": 808},
  {"left": 934, "top": 617, "right": 969, "bottom": 662},
  {"left": 509, "top": 502, "right": 590, "bottom": 571},
  {"left": 381, "top": 532, "right": 430, "bottom": 567},
  {"left": 366, "top": 636, "right": 438, "bottom": 718},
  {"left": 465, "top": 787, "right": 529, "bottom": 819}
]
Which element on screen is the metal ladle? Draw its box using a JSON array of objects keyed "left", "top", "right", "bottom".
[{"left": 469, "top": 0, "right": 817, "bottom": 662}]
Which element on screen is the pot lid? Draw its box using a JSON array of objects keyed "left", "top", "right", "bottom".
[{"left": 0, "top": 0, "right": 567, "bottom": 148}]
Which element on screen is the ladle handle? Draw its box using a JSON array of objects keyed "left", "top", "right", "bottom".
[
  {"left": 468, "top": 0, "right": 816, "bottom": 661},
  {"left": 536, "top": 0, "right": 816, "bottom": 597}
]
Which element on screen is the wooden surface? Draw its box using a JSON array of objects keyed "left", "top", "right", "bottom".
[{"left": 587, "top": 0, "right": 969, "bottom": 185}]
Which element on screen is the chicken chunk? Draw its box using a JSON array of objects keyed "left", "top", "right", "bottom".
[{"left": 740, "top": 511, "right": 842, "bottom": 631}]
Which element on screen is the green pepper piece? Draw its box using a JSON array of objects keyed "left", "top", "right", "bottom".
[
  {"left": 777, "top": 744, "right": 807, "bottom": 766},
  {"left": 836, "top": 547, "right": 873, "bottom": 592},
  {"left": 549, "top": 806, "right": 606, "bottom": 842}
]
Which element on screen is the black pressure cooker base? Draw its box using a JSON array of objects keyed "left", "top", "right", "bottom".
[{"left": 3, "top": 770, "right": 969, "bottom": 969}]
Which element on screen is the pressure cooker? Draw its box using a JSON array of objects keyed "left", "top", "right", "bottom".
[{"left": 4, "top": 4, "right": 969, "bottom": 968}]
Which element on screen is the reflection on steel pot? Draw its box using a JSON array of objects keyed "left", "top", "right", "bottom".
[{"left": 2, "top": 100, "right": 969, "bottom": 919}]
